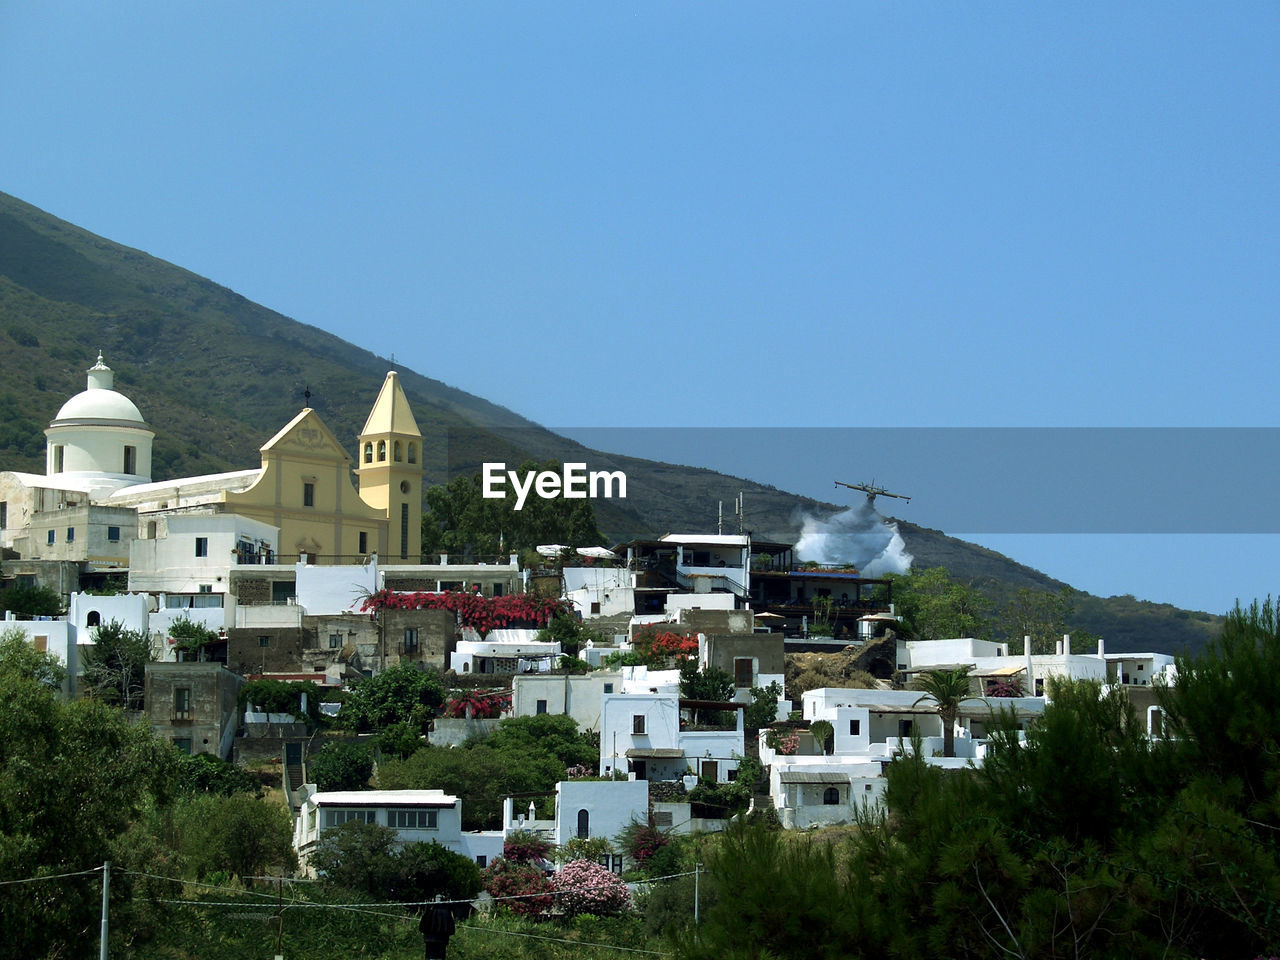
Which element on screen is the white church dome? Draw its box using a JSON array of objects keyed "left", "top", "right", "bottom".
[
  {"left": 50, "top": 353, "right": 147, "bottom": 425},
  {"left": 53, "top": 388, "right": 146, "bottom": 425}
]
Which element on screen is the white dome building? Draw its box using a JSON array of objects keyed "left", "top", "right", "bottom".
[{"left": 44, "top": 353, "right": 154, "bottom": 489}]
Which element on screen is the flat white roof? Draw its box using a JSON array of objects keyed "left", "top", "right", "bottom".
[
  {"left": 310, "top": 789, "right": 458, "bottom": 806},
  {"left": 660, "top": 534, "right": 750, "bottom": 546}
]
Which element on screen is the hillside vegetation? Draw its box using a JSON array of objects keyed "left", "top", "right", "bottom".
[{"left": 0, "top": 191, "right": 1222, "bottom": 651}]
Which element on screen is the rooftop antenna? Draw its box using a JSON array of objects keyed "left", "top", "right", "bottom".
[{"left": 834, "top": 480, "right": 911, "bottom": 507}]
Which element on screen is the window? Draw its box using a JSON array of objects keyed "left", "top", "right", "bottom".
[
  {"left": 577, "top": 809, "right": 590, "bottom": 839},
  {"left": 107, "top": 525, "right": 121, "bottom": 542},
  {"left": 123, "top": 445, "right": 136, "bottom": 474},
  {"left": 303, "top": 482, "right": 315, "bottom": 507},
  {"left": 195, "top": 537, "right": 208, "bottom": 557},
  {"left": 734, "top": 657, "right": 753, "bottom": 688},
  {"left": 536, "top": 699, "right": 548, "bottom": 715},
  {"left": 849, "top": 719, "right": 861, "bottom": 736},
  {"left": 596, "top": 854, "right": 623, "bottom": 874},
  {"left": 391, "top": 808, "right": 438, "bottom": 829},
  {"left": 603, "top": 683, "right": 614, "bottom": 694},
  {"left": 407, "top": 443, "right": 417, "bottom": 464},
  {"left": 174, "top": 687, "right": 192, "bottom": 721},
  {"left": 198, "top": 584, "right": 212, "bottom": 593},
  {"left": 393, "top": 441, "right": 402, "bottom": 462},
  {"left": 32, "top": 635, "right": 47, "bottom": 652},
  {"left": 86, "top": 611, "right": 101, "bottom": 627},
  {"left": 475, "top": 855, "right": 487, "bottom": 868},
  {"left": 66, "top": 527, "right": 74, "bottom": 543},
  {"left": 359, "top": 531, "right": 368, "bottom": 554},
  {"left": 258, "top": 636, "right": 270, "bottom": 648},
  {"left": 632, "top": 715, "right": 646, "bottom": 735},
  {"left": 53, "top": 445, "right": 64, "bottom": 472},
  {"left": 403, "top": 628, "right": 419, "bottom": 653},
  {"left": 323, "top": 809, "right": 377, "bottom": 829},
  {"left": 364, "top": 442, "right": 373, "bottom": 464},
  {"left": 400, "top": 503, "right": 409, "bottom": 559},
  {"left": 0, "top": 501, "right": 6, "bottom": 528},
  {"left": 590, "top": 601, "right": 601, "bottom": 615},
  {"left": 173, "top": 738, "right": 192, "bottom": 755},
  {"left": 329, "top": 633, "right": 342, "bottom": 649},
  {"left": 47, "top": 530, "right": 55, "bottom": 545},
  {"left": 898, "top": 719, "right": 913, "bottom": 738},
  {"left": 823, "top": 787, "right": 840, "bottom": 805}
]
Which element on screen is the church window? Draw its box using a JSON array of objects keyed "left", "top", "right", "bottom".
[
  {"left": 364, "top": 442, "right": 373, "bottom": 464},
  {"left": 123, "top": 445, "right": 136, "bottom": 474},
  {"left": 400, "top": 503, "right": 409, "bottom": 559},
  {"left": 407, "top": 444, "right": 417, "bottom": 464},
  {"left": 393, "top": 441, "right": 402, "bottom": 462},
  {"left": 576, "top": 809, "right": 589, "bottom": 839},
  {"left": 377, "top": 441, "right": 386, "bottom": 462},
  {"left": 303, "top": 482, "right": 315, "bottom": 507}
]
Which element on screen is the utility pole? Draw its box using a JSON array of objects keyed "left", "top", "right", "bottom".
[
  {"left": 693, "top": 860, "right": 701, "bottom": 928},
  {"left": 274, "top": 876, "right": 284, "bottom": 960},
  {"left": 99, "top": 860, "right": 110, "bottom": 960}
]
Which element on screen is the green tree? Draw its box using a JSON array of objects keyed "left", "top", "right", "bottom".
[
  {"left": 166, "top": 792, "right": 297, "bottom": 879},
  {"left": 421, "top": 459, "right": 607, "bottom": 558},
  {"left": 81, "top": 618, "right": 153, "bottom": 709},
  {"left": 173, "top": 751, "right": 259, "bottom": 796},
  {"left": 0, "top": 624, "right": 66, "bottom": 687},
  {"left": 0, "top": 583, "right": 62, "bottom": 617},
  {"left": 912, "top": 666, "right": 976, "bottom": 758},
  {"left": 996, "top": 585, "right": 1099, "bottom": 655},
  {"left": 311, "top": 740, "right": 374, "bottom": 792},
  {"left": 167, "top": 614, "right": 220, "bottom": 658},
  {"left": 312, "top": 820, "right": 482, "bottom": 904},
  {"left": 679, "top": 661, "right": 734, "bottom": 726},
  {"left": 0, "top": 672, "right": 175, "bottom": 958},
  {"left": 339, "top": 663, "right": 444, "bottom": 733},
  {"left": 743, "top": 681, "right": 783, "bottom": 738},
  {"left": 888, "top": 567, "right": 992, "bottom": 642},
  {"left": 484, "top": 713, "right": 599, "bottom": 769}
]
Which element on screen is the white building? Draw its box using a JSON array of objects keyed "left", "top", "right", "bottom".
[
  {"left": 510, "top": 670, "right": 624, "bottom": 732},
  {"left": 600, "top": 689, "right": 744, "bottom": 784},
  {"left": 450, "top": 630, "right": 562, "bottom": 675},
  {"left": 294, "top": 788, "right": 505, "bottom": 872}
]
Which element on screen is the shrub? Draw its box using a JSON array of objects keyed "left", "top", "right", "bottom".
[
  {"left": 311, "top": 740, "right": 373, "bottom": 792},
  {"left": 554, "top": 858, "right": 631, "bottom": 917},
  {"left": 482, "top": 857, "right": 554, "bottom": 918},
  {"left": 503, "top": 829, "right": 553, "bottom": 864}
]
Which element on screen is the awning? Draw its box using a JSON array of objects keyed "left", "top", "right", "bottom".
[
  {"left": 974, "top": 664, "right": 1026, "bottom": 677},
  {"left": 625, "top": 748, "right": 684, "bottom": 759}
]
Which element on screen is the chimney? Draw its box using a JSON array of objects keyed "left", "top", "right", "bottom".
[
  {"left": 1097, "top": 637, "right": 1105, "bottom": 657},
  {"left": 1023, "top": 635, "right": 1031, "bottom": 657},
  {"left": 1063, "top": 633, "right": 1071, "bottom": 657}
]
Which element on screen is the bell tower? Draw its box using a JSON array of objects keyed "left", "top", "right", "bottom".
[{"left": 356, "top": 371, "right": 422, "bottom": 562}]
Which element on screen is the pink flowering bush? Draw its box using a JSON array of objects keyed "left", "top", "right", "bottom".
[
  {"left": 553, "top": 859, "right": 632, "bottom": 917},
  {"left": 766, "top": 728, "right": 800, "bottom": 755}
]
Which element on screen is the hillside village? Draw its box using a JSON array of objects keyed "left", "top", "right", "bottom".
[{"left": 1, "top": 358, "right": 1182, "bottom": 872}]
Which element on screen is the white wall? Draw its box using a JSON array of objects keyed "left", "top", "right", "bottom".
[
  {"left": 600, "top": 692, "right": 680, "bottom": 776},
  {"left": 295, "top": 559, "right": 382, "bottom": 615},
  {"left": 555, "top": 779, "right": 649, "bottom": 848},
  {"left": 563, "top": 567, "right": 634, "bottom": 618},
  {"left": 129, "top": 514, "right": 279, "bottom": 594},
  {"left": 511, "top": 671, "right": 622, "bottom": 732},
  {"left": 665, "top": 592, "right": 736, "bottom": 615},
  {"left": 0, "top": 613, "right": 76, "bottom": 697}
]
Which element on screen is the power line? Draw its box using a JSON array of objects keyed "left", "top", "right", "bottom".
[{"left": 0, "top": 866, "right": 101, "bottom": 887}]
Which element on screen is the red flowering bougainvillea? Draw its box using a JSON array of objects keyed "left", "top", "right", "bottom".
[
  {"left": 630, "top": 626, "right": 699, "bottom": 665},
  {"left": 361, "top": 590, "right": 566, "bottom": 634},
  {"left": 482, "top": 858, "right": 554, "bottom": 919},
  {"left": 442, "top": 688, "right": 512, "bottom": 719}
]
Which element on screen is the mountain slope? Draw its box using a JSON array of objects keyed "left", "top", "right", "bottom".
[{"left": 0, "top": 191, "right": 1223, "bottom": 652}]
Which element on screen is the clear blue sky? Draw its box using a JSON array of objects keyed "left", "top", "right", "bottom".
[{"left": 3, "top": 3, "right": 1277, "bottom": 615}]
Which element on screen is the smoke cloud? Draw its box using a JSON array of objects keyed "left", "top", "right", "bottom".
[{"left": 793, "top": 500, "right": 913, "bottom": 577}]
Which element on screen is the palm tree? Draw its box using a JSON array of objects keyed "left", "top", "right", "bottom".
[{"left": 913, "top": 666, "right": 977, "bottom": 758}]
